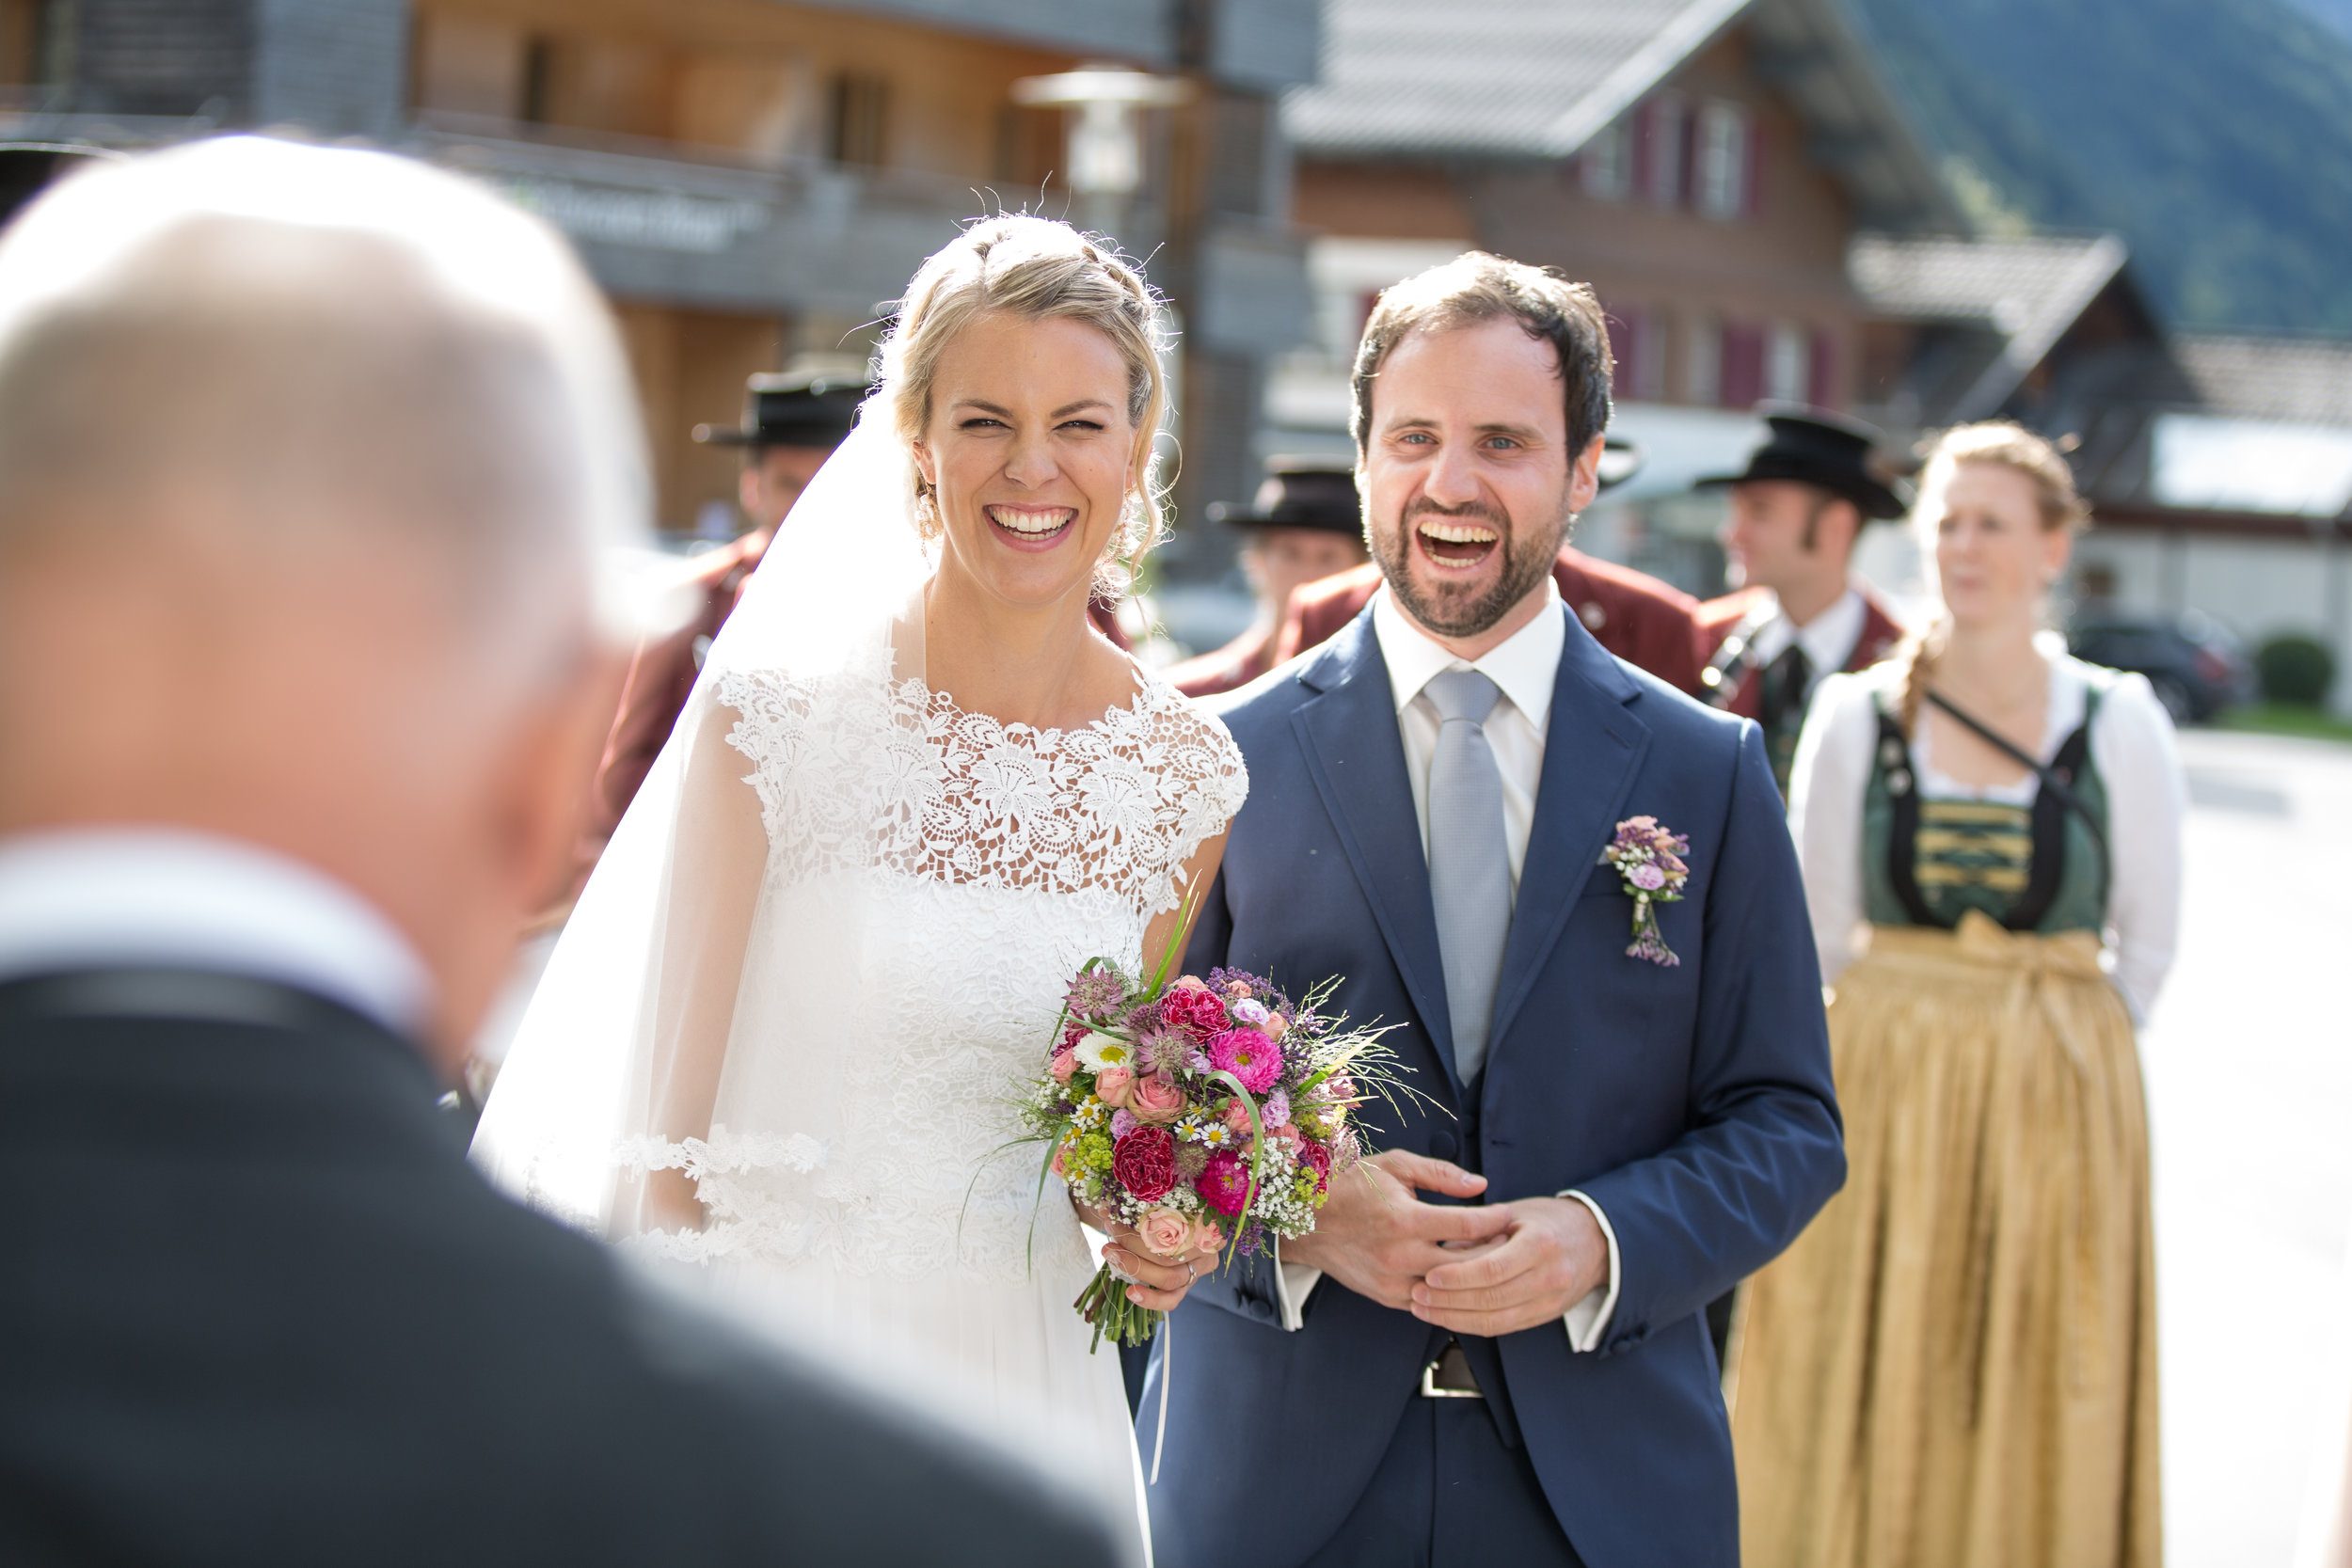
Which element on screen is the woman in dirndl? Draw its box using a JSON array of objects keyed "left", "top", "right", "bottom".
[{"left": 1731, "top": 421, "right": 2185, "bottom": 1568}]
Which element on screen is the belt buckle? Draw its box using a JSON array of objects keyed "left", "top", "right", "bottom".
[{"left": 1419, "top": 1343, "right": 1483, "bottom": 1399}]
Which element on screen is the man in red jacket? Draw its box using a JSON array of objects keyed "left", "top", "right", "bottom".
[
  {"left": 1692, "top": 405, "right": 1911, "bottom": 798},
  {"left": 1267, "top": 439, "right": 1708, "bottom": 695},
  {"left": 569, "top": 370, "right": 867, "bottom": 898},
  {"left": 1168, "top": 462, "right": 1369, "bottom": 698}
]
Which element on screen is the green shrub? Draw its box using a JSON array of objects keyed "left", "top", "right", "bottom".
[{"left": 2256, "top": 634, "right": 2335, "bottom": 706}]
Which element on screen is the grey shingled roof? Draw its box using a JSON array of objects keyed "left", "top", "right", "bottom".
[
  {"left": 2172, "top": 333, "right": 2352, "bottom": 427},
  {"left": 1849, "top": 232, "right": 2129, "bottom": 420},
  {"left": 1284, "top": 0, "right": 1958, "bottom": 230},
  {"left": 1284, "top": 0, "right": 1749, "bottom": 159}
]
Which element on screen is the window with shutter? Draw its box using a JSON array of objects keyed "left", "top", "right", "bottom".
[
  {"left": 1695, "top": 102, "right": 1749, "bottom": 220},
  {"left": 1684, "top": 312, "right": 1721, "bottom": 406},
  {"left": 1636, "top": 93, "right": 1686, "bottom": 207},
  {"left": 1581, "top": 121, "right": 1631, "bottom": 201},
  {"left": 1767, "top": 322, "right": 1807, "bottom": 403}
]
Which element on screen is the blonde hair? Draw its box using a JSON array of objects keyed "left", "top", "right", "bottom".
[
  {"left": 1891, "top": 420, "right": 2090, "bottom": 730},
  {"left": 879, "top": 214, "right": 1170, "bottom": 591}
]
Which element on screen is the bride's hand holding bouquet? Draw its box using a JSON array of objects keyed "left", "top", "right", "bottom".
[{"left": 1014, "top": 911, "right": 1423, "bottom": 1353}]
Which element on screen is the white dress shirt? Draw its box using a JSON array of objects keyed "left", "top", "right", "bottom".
[
  {"left": 1788, "top": 657, "right": 2185, "bottom": 1023},
  {"left": 1271, "top": 579, "right": 1622, "bottom": 1352},
  {"left": 1745, "top": 587, "right": 1867, "bottom": 702},
  {"left": 0, "top": 828, "right": 432, "bottom": 1036}
]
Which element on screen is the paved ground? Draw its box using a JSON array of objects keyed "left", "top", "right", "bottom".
[{"left": 2146, "top": 728, "right": 2352, "bottom": 1566}]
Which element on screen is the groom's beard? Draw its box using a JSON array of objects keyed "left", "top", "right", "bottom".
[{"left": 1372, "top": 494, "right": 1572, "bottom": 640}]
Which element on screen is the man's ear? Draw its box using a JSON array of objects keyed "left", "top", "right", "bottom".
[{"left": 1567, "top": 433, "right": 1608, "bottom": 513}]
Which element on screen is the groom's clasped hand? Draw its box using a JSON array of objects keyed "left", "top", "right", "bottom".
[{"left": 1282, "top": 1149, "right": 1608, "bottom": 1334}]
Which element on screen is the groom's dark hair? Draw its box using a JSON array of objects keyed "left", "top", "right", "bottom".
[{"left": 1349, "top": 252, "right": 1614, "bottom": 456}]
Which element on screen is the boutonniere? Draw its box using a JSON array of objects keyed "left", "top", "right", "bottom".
[{"left": 1601, "top": 816, "right": 1690, "bottom": 967}]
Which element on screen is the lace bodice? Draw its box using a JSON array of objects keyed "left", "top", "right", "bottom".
[
  {"left": 630, "top": 669, "right": 1248, "bottom": 1282},
  {"left": 720, "top": 668, "right": 1246, "bottom": 915}
]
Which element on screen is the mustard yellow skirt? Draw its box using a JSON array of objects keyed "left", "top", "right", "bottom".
[{"left": 1730, "top": 911, "right": 2160, "bottom": 1568}]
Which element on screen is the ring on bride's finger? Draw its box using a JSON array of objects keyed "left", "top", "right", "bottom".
[{"left": 1183, "top": 1259, "right": 1198, "bottom": 1284}]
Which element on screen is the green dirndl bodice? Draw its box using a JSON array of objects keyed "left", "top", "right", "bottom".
[{"left": 1861, "top": 676, "right": 2113, "bottom": 935}]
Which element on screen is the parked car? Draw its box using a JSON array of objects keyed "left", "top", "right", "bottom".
[{"left": 2067, "top": 609, "right": 2253, "bottom": 723}]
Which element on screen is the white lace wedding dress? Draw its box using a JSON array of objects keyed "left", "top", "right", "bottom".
[{"left": 481, "top": 645, "right": 1246, "bottom": 1557}]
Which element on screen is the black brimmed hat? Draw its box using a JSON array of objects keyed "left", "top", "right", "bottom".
[
  {"left": 1208, "top": 460, "right": 1362, "bottom": 535},
  {"left": 692, "top": 369, "right": 869, "bottom": 451},
  {"left": 1695, "top": 404, "right": 1909, "bottom": 519},
  {"left": 1212, "top": 436, "right": 1645, "bottom": 533}
]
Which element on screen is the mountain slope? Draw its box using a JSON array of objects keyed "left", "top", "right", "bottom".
[{"left": 1850, "top": 0, "right": 2352, "bottom": 332}]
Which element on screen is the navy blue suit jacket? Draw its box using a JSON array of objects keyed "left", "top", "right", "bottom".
[{"left": 1146, "top": 603, "right": 1843, "bottom": 1568}]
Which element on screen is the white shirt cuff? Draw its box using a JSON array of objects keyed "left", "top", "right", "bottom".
[
  {"left": 1272, "top": 1237, "right": 1320, "bottom": 1332},
  {"left": 1559, "top": 1189, "right": 1620, "bottom": 1353}
]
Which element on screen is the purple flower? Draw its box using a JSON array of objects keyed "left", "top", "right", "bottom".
[
  {"left": 1110, "top": 1108, "right": 1140, "bottom": 1141},
  {"left": 1263, "top": 1089, "right": 1291, "bottom": 1129},
  {"left": 1185, "top": 1049, "right": 1213, "bottom": 1074},
  {"left": 1063, "top": 969, "right": 1129, "bottom": 1022},
  {"left": 1231, "top": 998, "right": 1269, "bottom": 1025},
  {"left": 1629, "top": 862, "right": 1666, "bottom": 892}
]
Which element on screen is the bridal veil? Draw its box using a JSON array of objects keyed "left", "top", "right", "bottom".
[{"left": 472, "top": 413, "right": 934, "bottom": 1245}]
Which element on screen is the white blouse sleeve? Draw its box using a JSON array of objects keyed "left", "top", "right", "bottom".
[
  {"left": 2088, "top": 671, "right": 2185, "bottom": 1023},
  {"left": 1787, "top": 673, "right": 1880, "bottom": 987}
]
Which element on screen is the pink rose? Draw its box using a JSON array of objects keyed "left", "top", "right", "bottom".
[
  {"left": 1136, "top": 1208, "right": 1192, "bottom": 1259},
  {"left": 1095, "top": 1067, "right": 1134, "bottom": 1108},
  {"left": 1129, "top": 1074, "right": 1185, "bottom": 1124},
  {"left": 1223, "top": 1097, "right": 1254, "bottom": 1134},
  {"left": 1050, "top": 1049, "right": 1076, "bottom": 1084},
  {"left": 1051, "top": 1140, "right": 1071, "bottom": 1179},
  {"left": 1187, "top": 1217, "right": 1226, "bottom": 1256},
  {"left": 1261, "top": 1014, "right": 1289, "bottom": 1042},
  {"left": 1629, "top": 862, "right": 1666, "bottom": 891}
]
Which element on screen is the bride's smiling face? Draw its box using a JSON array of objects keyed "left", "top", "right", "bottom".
[{"left": 912, "top": 310, "right": 1139, "bottom": 610}]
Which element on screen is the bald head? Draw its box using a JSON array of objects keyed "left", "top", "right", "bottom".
[{"left": 0, "top": 137, "right": 651, "bottom": 1057}]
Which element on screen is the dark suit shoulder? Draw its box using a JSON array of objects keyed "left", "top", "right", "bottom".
[{"left": 0, "top": 997, "right": 1117, "bottom": 1567}]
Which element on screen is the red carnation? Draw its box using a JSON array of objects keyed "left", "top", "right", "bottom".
[
  {"left": 1111, "top": 1125, "right": 1178, "bottom": 1202},
  {"left": 1297, "top": 1138, "right": 1332, "bottom": 1191},
  {"left": 1160, "top": 985, "right": 1230, "bottom": 1041}
]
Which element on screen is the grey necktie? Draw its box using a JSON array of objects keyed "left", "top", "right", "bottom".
[{"left": 1423, "top": 669, "right": 1513, "bottom": 1084}]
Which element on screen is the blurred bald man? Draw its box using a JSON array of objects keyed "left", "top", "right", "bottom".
[{"left": 0, "top": 137, "right": 1115, "bottom": 1567}]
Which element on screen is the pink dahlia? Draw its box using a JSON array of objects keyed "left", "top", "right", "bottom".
[
  {"left": 1207, "top": 1027, "right": 1283, "bottom": 1094},
  {"left": 1195, "top": 1151, "right": 1252, "bottom": 1216},
  {"left": 1159, "top": 985, "right": 1231, "bottom": 1041}
]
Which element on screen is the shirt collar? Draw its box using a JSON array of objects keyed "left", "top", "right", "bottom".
[
  {"left": 0, "top": 828, "right": 433, "bottom": 1036},
  {"left": 1372, "top": 575, "right": 1565, "bottom": 735},
  {"left": 1748, "top": 587, "right": 1866, "bottom": 674}
]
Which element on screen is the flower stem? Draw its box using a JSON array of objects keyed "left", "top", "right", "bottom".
[{"left": 1073, "top": 1261, "right": 1165, "bottom": 1352}]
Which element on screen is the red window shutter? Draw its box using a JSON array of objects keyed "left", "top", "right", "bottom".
[
  {"left": 1721, "top": 323, "right": 1765, "bottom": 409},
  {"left": 1808, "top": 329, "right": 1838, "bottom": 408}
]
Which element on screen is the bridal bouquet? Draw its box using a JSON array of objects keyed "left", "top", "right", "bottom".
[{"left": 1016, "top": 948, "right": 1416, "bottom": 1352}]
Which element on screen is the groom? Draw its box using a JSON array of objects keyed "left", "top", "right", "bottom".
[{"left": 1150, "top": 254, "right": 1844, "bottom": 1568}]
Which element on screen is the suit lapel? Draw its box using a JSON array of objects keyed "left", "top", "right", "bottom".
[
  {"left": 1486, "top": 610, "right": 1652, "bottom": 1057},
  {"left": 1290, "top": 613, "right": 1464, "bottom": 1093}
]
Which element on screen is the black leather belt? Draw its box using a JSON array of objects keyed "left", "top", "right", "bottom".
[{"left": 1420, "top": 1340, "right": 1482, "bottom": 1399}]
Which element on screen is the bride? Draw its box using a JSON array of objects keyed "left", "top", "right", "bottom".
[{"left": 472, "top": 216, "right": 1246, "bottom": 1552}]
